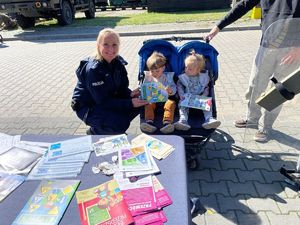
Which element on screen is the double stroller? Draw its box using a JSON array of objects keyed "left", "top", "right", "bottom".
[{"left": 137, "top": 37, "right": 219, "bottom": 167}]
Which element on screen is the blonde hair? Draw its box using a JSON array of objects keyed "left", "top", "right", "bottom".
[
  {"left": 146, "top": 51, "right": 167, "bottom": 70},
  {"left": 184, "top": 50, "right": 205, "bottom": 73},
  {"left": 95, "top": 28, "right": 120, "bottom": 61}
]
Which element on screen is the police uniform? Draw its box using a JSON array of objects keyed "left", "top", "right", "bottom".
[{"left": 72, "top": 56, "right": 139, "bottom": 134}]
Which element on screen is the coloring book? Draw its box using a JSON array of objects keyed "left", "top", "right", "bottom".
[
  {"left": 140, "top": 82, "right": 168, "bottom": 103},
  {"left": 179, "top": 93, "right": 212, "bottom": 111},
  {"left": 12, "top": 179, "right": 80, "bottom": 225}
]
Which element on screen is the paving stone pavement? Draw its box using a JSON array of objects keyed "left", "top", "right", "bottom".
[{"left": 1, "top": 23, "right": 300, "bottom": 225}]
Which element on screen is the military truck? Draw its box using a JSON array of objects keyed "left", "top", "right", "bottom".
[{"left": 0, "top": 0, "right": 106, "bottom": 29}]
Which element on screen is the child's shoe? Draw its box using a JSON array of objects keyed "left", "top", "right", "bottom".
[
  {"left": 174, "top": 120, "right": 191, "bottom": 131},
  {"left": 160, "top": 121, "right": 174, "bottom": 134},
  {"left": 202, "top": 118, "right": 221, "bottom": 129},
  {"left": 141, "top": 120, "right": 157, "bottom": 133}
]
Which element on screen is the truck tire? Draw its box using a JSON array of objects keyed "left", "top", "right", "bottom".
[
  {"left": 85, "top": 0, "right": 96, "bottom": 19},
  {"left": 57, "top": 0, "right": 74, "bottom": 25},
  {"left": 15, "top": 14, "right": 35, "bottom": 29}
]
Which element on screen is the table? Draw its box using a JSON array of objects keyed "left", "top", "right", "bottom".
[{"left": 0, "top": 135, "right": 191, "bottom": 225}]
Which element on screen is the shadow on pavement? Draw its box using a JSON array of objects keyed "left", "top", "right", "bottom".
[{"left": 188, "top": 129, "right": 299, "bottom": 224}]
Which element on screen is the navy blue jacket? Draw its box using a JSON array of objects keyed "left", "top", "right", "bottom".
[
  {"left": 217, "top": 0, "right": 300, "bottom": 35},
  {"left": 72, "top": 57, "right": 133, "bottom": 112}
]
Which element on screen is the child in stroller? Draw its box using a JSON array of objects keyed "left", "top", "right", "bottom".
[
  {"left": 138, "top": 37, "right": 220, "bottom": 145},
  {"left": 175, "top": 50, "right": 221, "bottom": 131},
  {"left": 140, "top": 51, "right": 177, "bottom": 134}
]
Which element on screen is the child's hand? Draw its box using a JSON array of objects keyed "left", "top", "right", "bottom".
[
  {"left": 165, "top": 86, "right": 173, "bottom": 95},
  {"left": 130, "top": 88, "right": 140, "bottom": 98},
  {"left": 132, "top": 98, "right": 148, "bottom": 108}
]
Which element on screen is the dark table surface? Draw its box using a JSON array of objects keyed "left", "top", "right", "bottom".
[{"left": 0, "top": 135, "right": 191, "bottom": 225}]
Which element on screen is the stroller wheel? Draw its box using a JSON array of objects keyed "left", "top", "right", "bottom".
[{"left": 187, "top": 157, "right": 198, "bottom": 170}]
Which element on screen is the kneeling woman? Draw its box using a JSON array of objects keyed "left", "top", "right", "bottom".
[{"left": 72, "top": 28, "right": 148, "bottom": 134}]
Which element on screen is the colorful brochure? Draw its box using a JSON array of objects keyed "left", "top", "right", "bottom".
[
  {"left": 75, "top": 179, "right": 133, "bottom": 225},
  {"left": 152, "top": 176, "right": 173, "bottom": 209},
  {"left": 131, "top": 133, "right": 174, "bottom": 160},
  {"left": 179, "top": 93, "right": 212, "bottom": 111},
  {"left": 0, "top": 172, "right": 26, "bottom": 202},
  {"left": 140, "top": 82, "right": 168, "bottom": 103},
  {"left": 125, "top": 151, "right": 160, "bottom": 178},
  {"left": 118, "top": 146, "right": 152, "bottom": 172},
  {"left": 134, "top": 210, "right": 167, "bottom": 225},
  {"left": 93, "top": 134, "right": 130, "bottom": 156},
  {"left": 12, "top": 179, "right": 80, "bottom": 225},
  {"left": 115, "top": 175, "right": 157, "bottom": 216}
]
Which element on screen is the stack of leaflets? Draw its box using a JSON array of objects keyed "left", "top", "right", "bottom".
[
  {"left": 179, "top": 93, "right": 212, "bottom": 111},
  {"left": 27, "top": 136, "right": 92, "bottom": 180},
  {"left": 114, "top": 174, "right": 173, "bottom": 224},
  {"left": 0, "top": 172, "right": 26, "bottom": 202},
  {"left": 93, "top": 134, "right": 130, "bottom": 156},
  {"left": 75, "top": 179, "right": 134, "bottom": 225},
  {"left": 131, "top": 134, "right": 175, "bottom": 160},
  {"left": 140, "top": 82, "right": 168, "bottom": 103},
  {"left": 12, "top": 179, "right": 80, "bottom": 225},
  {"left": 118, "top": 145, "right": 160, "bottom": 178}
]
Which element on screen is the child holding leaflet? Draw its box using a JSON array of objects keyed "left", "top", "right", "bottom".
[
  {"left": 140, "top": 51, "right": 177, "bottom": 134},
  {"left": 175, "top": 51, "right": 221, "bottom": 130}
]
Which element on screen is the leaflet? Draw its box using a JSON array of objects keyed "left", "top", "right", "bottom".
[
  {"left": 118, "top": 146, "right": 152, "bottom": 172},
  {"left": 43, "top": 151, "right": 91, "bottom": 164},
  {"left": 93, "top": 134, "right": 130, "bottom": 156},
  {"left": 46, "top": 136, "right": 92, "bottom": 160},
  {"left": 131, "top": 133, "right": 174, "bottom": 160},
  {"left": 125, "top": 151, "right": 160, "bottom": 177}
]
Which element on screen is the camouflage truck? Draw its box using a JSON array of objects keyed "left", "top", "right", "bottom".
[{"left": 0, "top": 0, "right": 105, "bottom": 29}]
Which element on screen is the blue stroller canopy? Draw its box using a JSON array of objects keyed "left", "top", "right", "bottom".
[
  {"left": 138, "top": 39, "right": 219, "bottom": 81},
  {"left": 138, "top": 40, "right": 179, "bottom": 80},
  {"left": 177, "top": 41, "right": 219, "bottom": 80}
]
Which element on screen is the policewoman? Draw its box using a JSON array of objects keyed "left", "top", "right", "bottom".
[{"left": 72, "top": 28, "right": 148, "bottom": 134}]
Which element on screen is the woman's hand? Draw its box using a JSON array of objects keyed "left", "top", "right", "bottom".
[
  {"left": 280, "top": 47, "right": 300, "bottom": 65},
  {"left": 130, "top": 88, "right": 140, "bottom": 98},
  {"left": 132, "top": 98, "right": 148, "bottom": 108},
  {"left": 204, "top": 26, "right": 220, "bottom": 41},
  {"left": 165, "top": 86, "right": 173, "bottom": 95}
]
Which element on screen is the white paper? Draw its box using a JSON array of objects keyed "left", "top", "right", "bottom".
[{"left": 47, "top": 136, "right": 92, "bottom": 159}]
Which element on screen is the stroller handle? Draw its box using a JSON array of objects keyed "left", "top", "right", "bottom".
[{"left": 143, "top": 36, "right": 209, "bottom": 44}]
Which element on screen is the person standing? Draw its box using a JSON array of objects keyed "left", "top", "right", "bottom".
[
  {"left": 206, "top": 0, "right": 300, "bottom": 142},
  {"left": 72, "top": 28, "right": 148, "bottom": 135}
]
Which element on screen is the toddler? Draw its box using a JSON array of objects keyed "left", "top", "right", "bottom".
[
  {"left": 140, "top": 51, "right": 177, "bottom": 134},
  {"left": 175, "top": 51, "right": 221, "bottom": 130}
]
